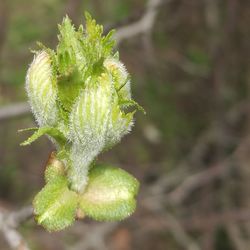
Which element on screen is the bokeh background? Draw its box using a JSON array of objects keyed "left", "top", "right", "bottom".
[{"left": 0, "top": 0, "right": 250, "bottom": 249}]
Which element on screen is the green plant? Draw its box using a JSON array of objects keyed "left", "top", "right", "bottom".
[{"left": 21, "top": 13, "right": 144, "bottom": 231}]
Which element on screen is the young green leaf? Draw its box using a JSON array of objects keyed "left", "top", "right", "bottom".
[
  {"left": 79, "top": 164, "right": 139, "bottom": 221},
  {"left": 20, "top": 127, "right": 66, "bottom": 147},
  {"left": 26, "top": 51, "right": 58, "bottom": 127},
  {"left": 33, "top": 175, "right": 78, "bottom": 232}
]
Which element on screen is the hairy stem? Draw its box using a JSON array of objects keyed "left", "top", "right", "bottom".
[{"left": 68, "top": 143, "right": 100, "bottom": 193}]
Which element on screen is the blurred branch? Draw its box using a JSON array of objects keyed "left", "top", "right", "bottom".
[
  {"left": 162, "top": 212, "right": 201, "bottom": 250},
  {"left": 167, "top": 159, "right": 233, "bottom": 205},
  {"left": 227, "top": 224, "right": 247, "bottom": 250},
  {"left": 142, "top": 173, "right": 250, "bottom": 233},
  {"left": 0, "top": 102, "right": 30, "bottom": 121},
  {"left": 145, "top": 137, "right": 248, "bottom": 208},
  {"left": 138, "top": 207, "right": 250, "bottom": 234},
  {"left": 70, "top": 222, "right": 118, "bottom": 250},
  {"left": 167, "top": 101, "right": 250, "bottom": 204},
  {"left": 142, "top": 184, "right": 201, "bottom": 249},
  {"left": 114, "top": 0, "right": 169, "bottom": 44},
  {"left": 184, "top": 209, "right": 250, "bottom": 232},
  {"left": 0, "top": 206, "right": 33, "bottom": 250},
  {"left": 140, "top": 101, "right": 250, "bottom": 248},
  {"left": 146, "top": 100, "right": 250, "bottom": 202}
]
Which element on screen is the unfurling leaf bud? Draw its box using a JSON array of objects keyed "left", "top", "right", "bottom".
[
  {"left": 26, "top": 51, "right": 58, "bottom": 127},
  {"left": 104, "top": 58, "right": 131, "bottom": 100},
  {"left": 21, "top": 12, "right": 144, "bottom": 231},
  {"left": 68, "top": 72, "right": 134, "bottom": 192}
]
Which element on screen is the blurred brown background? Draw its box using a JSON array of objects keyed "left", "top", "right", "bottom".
[{"left": 0, "top": 0, "right": 250, "bottom": 249}]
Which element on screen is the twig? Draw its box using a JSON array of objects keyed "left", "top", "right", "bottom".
[
  {"left": 183, "top": 209, "right": 250, "bottom": 231},
  {"left": 227, "top": 223, "right": 247, "bottom": 250},
  {"left": 140, "top": 192, "right": 201, "bottom": 250},
  {"left": 143, "top": 101, "right": 250, "bottom": 207},
  {"left": 0, "top": 102, "right": 30, "bottom": 121},
  {"left": 114, "top": 0, "right": 168, "bottom": 44},
  {"left": 162, "top": 212, "right": 201, "bottom": 250},
  {"left": 167, "top": 159, "right": 233, "bottom": 205},
  {"left": 69, "top": 222, "right": 118, "bottom": 250},
  {"left": 0, "top": 206, "right": 33, "bottom": 250}
]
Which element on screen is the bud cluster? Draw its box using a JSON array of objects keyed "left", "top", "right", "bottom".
[{"left": 21, "top": 13, "right": 143, "bottom": 231}]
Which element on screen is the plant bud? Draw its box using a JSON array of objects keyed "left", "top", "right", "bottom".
[
  {"left": 69, "top": 73, "right": 113, "bottom": 147},
  {"left": 105, "top": 95, "right": 134, "bottom": 148},
  {"left": 26, "top": 51, "right": 58, "bottom": 127},
  {"left": 22, "top": 13, "right": 143, "bottom": 230},
  {"left": 69, "top": 73, "right": 112, "bottom": 192}
]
